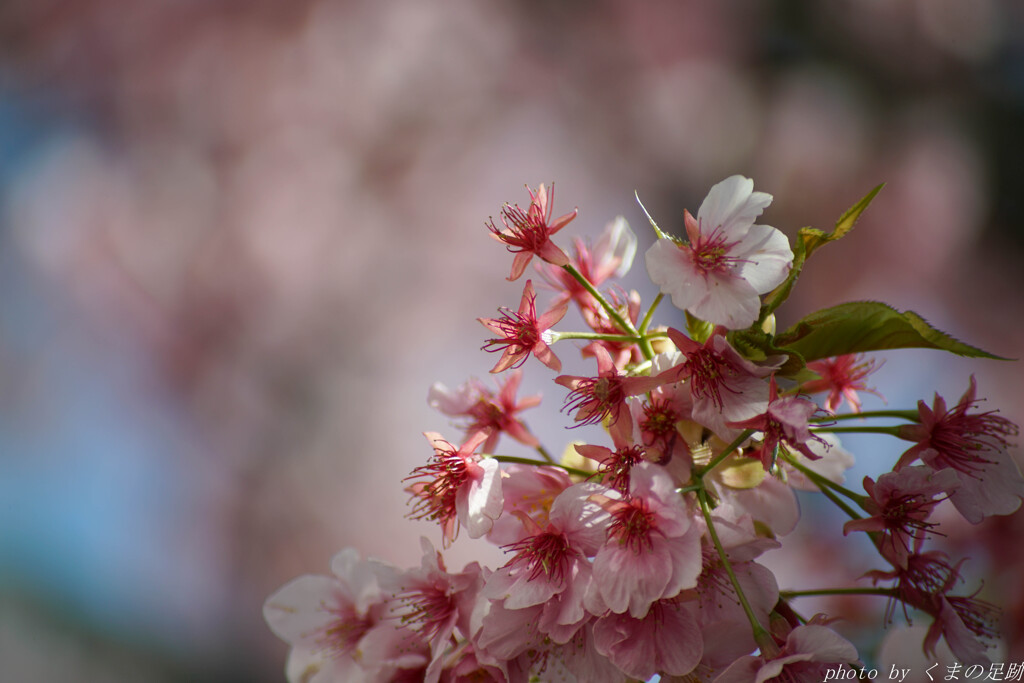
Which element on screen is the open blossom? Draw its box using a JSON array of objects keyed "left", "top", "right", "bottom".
[
  {"left": 592, "top": 597, "right": 703, "bottom": 680},
  {"left": 667, "top": 327, "right": 780, "bottom": 437},
  {"left": 866, "top": 547, "right": 999, "bottom": 665},
  {"left": 263, "top": 549, "right": 428, "bottom": 683},
  {"left": 428, "top": 370, "right": 541, "bottom": 453},
  {"left": 728, "top": 377, "right": 825, "bottom": 471},
  {"left": 645, "top": 175, "right": 793, "bottom": 329},
  {"left": 574, "top": 425, "right": 647, "bottom": 494},
  {"left": 895, "top": 376, "right": 1023, "bottom": 523},
  {"left": 406, "top": 431, "right": 503, "bottom": 544},
  {"left": 485, "top": 482, "right": 608, "bottom": 615},
  {"left": 486, "top": 463, "right": 573, "bottom": 545},
  {"left": 479, "top": 279, "right": 568, "bottom": 373},
  {"left": 843, "top": 467, "right": 959, "bottom": 568},
  {"left": 804, "top": 354, "right": 884, "bottom": 413},
  {"left": 586, "top": 463, "right": 702, "bottom": 617},
  {"left": 713, "top": 621, "right": 859, "bottom": 683},
  {"left": 379, "top": 538, "right": 484, "bottom": 667},
  {"left": 556, "top": 345, "right": 683, "bottom": 444},
  {"left": 538, "top": 215, "right": 637, "bottom": 312},
  {"left": 488, "top": 183, "right": 576, "bottom": 281}
]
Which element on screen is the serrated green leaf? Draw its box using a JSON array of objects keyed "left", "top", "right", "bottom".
[
  {"left": 775, "top": 301, "right": 1010, "bottom": 362},
  {"left": 760, "top": 184, "right": 884, "bottom": 320}
]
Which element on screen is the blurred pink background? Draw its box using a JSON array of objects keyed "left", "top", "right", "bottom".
[{"left": 1, "top": 1, "right": 1023, "bottom": 680}]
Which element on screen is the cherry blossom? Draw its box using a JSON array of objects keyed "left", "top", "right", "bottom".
[
  {"left": 405, "top": 431, "right": 503, "bottom": 543},
  {"left": 804, "top": 354, "right": 884, "bottom": 413},
  {"left": 586, "top": 463, "right": 702, "bottom": 617},
  {"left": 667, "top": 327, "right": 781, "bottom": 437},
  {"left": 896, "top": 376, "right": 1023, "bottom": 523},
  {"left": 538, "top": 215, "right": 637, "bottom": 312},
  {"left": 592, "top": 597, "right": 703, "bottom": 680},
  {"left": 488, "top": 183, "right": 576, "bottom": 281},
  {"left": 728, "top": 377, "right": 825, "bottom": 471},
  {"left": 866, "top": 547, "right": 998, "bottom": 665},
  {"left": 263, "top": 549, "right": 428, "bottom": 683},
  {"left": 427, "top": 370, "right": 542, "bottom": 453},
  {"left": 485, "top": 463, "right": 572, "bottom": 545},
  {"left": 645, "top": 175, "right": 793, "bottom": 329},
  {"left": 380, "top": 538, "right": 483, "bottom": 659},
  {"left": 479, "top": 279, "right": 568, "bottom": 373},
  {"left": 843, "top": 466, "right": 959, "bottom": 568},
  {"left": 713, "top": 621, "right": 859, "bottom": 683},
  {"left": 556, "top": 344, "right": 683, "bottom": 443}
]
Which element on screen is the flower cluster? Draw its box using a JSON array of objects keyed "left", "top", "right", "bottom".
[{"left": 265, "top": 177, "right": 1021, "bottom": 682}]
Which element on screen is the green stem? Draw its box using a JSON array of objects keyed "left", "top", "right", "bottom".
[
  {"left": 811, "top": 426, "right": 902, "bottom": 437},
  {"left": 815, "top": 482, "right": 864, "bottom": 521},
  {"left": 698, "top": 489, "right": 777, "bottom": 656},
  {"left": 536, "top": 445, "right": 557, "bottom": 465},
  {"left": 783, "top": 454, "right": 867, "bottom": 509},
  {"left": 562, "top": 264, "right": 638, "bottom": 337},
  {"left": 550, "top": 331, "right": 641, "bottom": 343},
  {"left": 638, "top": 293, "right": 664, "bottom": 334},
  {"left": 781, "top": 587, "right": 896, "bottom": 599},
  {"left": 811, "top": 410, "right": 920, "bottom": 423},
  {"left": 488, "top": 454, "right": 592, "bottom": 479},
  {"left": 698, "top": 429, "right": 754, "bottom": 478}
]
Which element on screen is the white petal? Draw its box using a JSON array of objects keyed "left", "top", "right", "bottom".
[
  {"left": 595, "top": 215, "right": 638, "bottom": 277},
  {"left": 461, "top": 458, "right": 504, "bottom": 538},
  {"left": 263, "top": 575, "right": 339, "bottom": 644},
  {"left": 645, "top": 238, "right": 706, "bottom": 312},
  {"left": 732, "top": 223, "right": 794, "bottom": 294},
  {"left": 690, "top": 272, "right": 760, "bottom": 329},
  {"left": 697, "top": 175, "right": 772, "bottom": 237}
]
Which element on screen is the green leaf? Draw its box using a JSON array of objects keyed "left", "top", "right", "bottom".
[
  {"left": 726, "top": 328, "right": 806, "bottom": 377},
  {"left": 760, "top": 184, "right": 884, "bottom": 320},
  {"left": 686, "top": 311, "right": 714, "bottom": 344},
  {"left": 775, "top": 301, "right": 1011, "bottom": 362},
  {"left": 634, "top": 191, "right": 669, "bottom": 241},
  {"left": 805, "top": 183, "right": 884, "bottom": 258}
]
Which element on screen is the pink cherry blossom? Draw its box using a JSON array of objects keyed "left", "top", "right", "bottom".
[
  {"left": 485, "top": 482, "right": 608, "bottom": 614},
  {"left": 804, "top": 354, "right": 884, "bottom": 413},
  {"left": 538, "top": 215, "right": 637, "bottom": 313},
  {"left": 843, "top": 466, "right": 959, "bottom": 568},
  {"left": 866, "top": 548, "right": 998, "bottom": 665},
  {"left": 428, "top": 370, "right": 542, "bottom": 453},
  {"left": 895, "top": 376, "right": 1023, "bottom": 523},
  {"left": 575, "top": 438, "right": 646, "bottom": 495},
  {"left": 633, "top": 381, "right": 695, "bottom": 469},
  {"left": 644, "top": 175, "right": 793, "bottom": 329},
  {"left": 479, "top": 279, "right": 568, "bottom": 373},
  {"left": 587, "top": 463, "right": 702, "bottom": 617},
  {"left": 488, "top": 183, "right": 576, "bottom": 281},
  {"left": 693, "top": 505, "right": 780, "bottom": 663},
  {"left": 592, "top": 597, "right": 703, "bottom": 680},
  {"left": 406, "top": 431, "right": 503, "bottom": 544},
  {"left": 486, "top": 463, "right": 573, "bottom": 545},
  {"left": 263, "top": 548, "right": 428, "bottom": 683},
  {"left": 727, "top": 377, "right": 825, "bottom": 471},
  {"left": 556, "top": 345, "right": 684, "bottom": 444},
  {"left": 667, "top": 327, "right": 781, "bottom": 437},
  {"left": 380, "top": 538, "right": 483, "bottom": 659},
  {"left": 713, "top": 622, "right": 859, "bottom": 683}
]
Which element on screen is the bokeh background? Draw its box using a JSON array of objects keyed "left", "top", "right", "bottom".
[{"left": 1, "top": 0, "right": 1023, "bottom": 680}]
